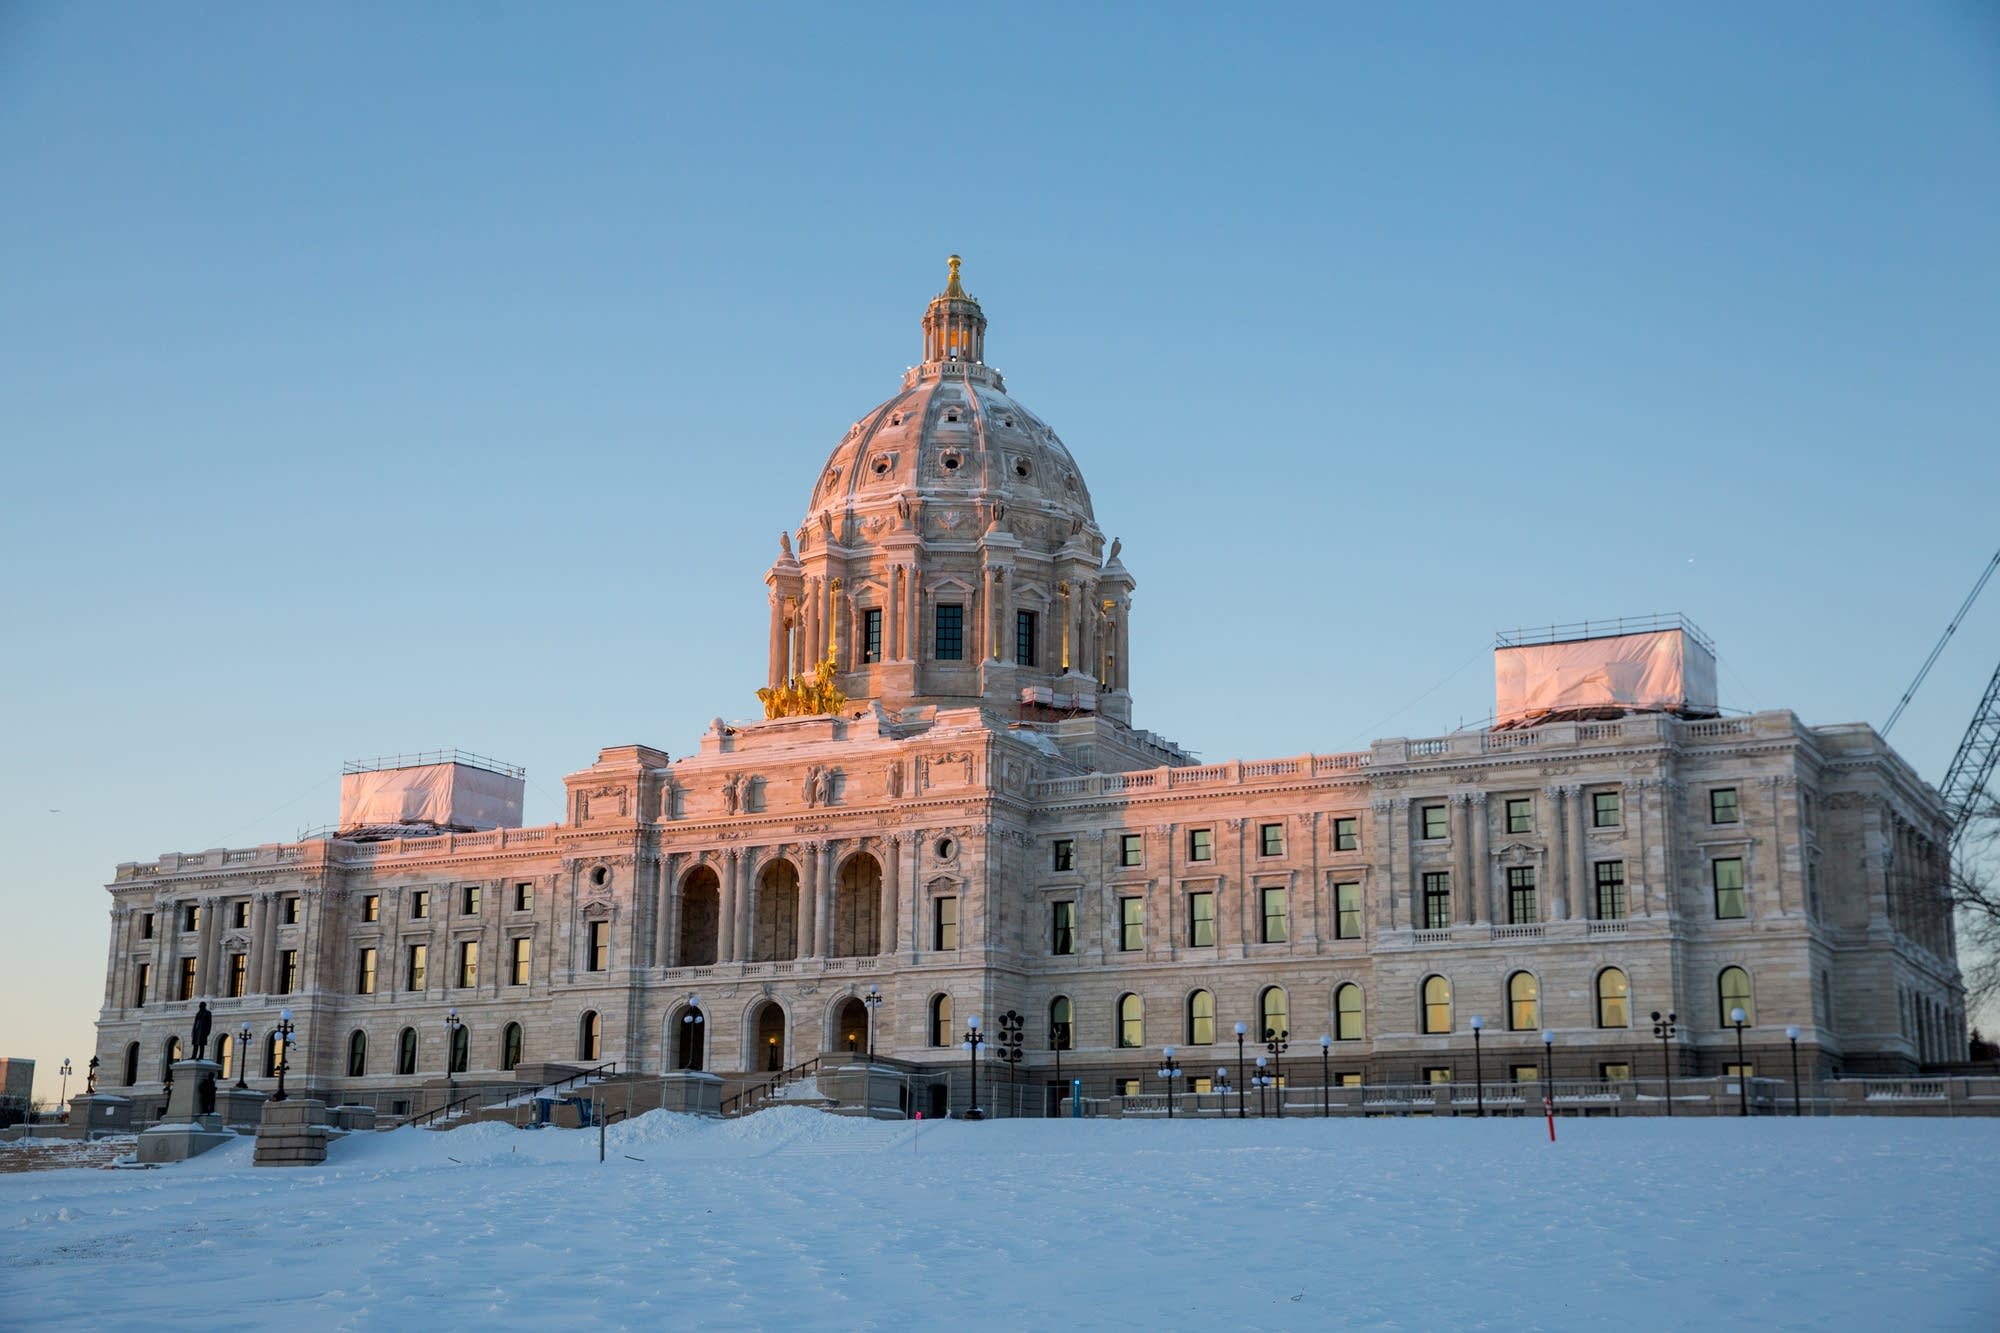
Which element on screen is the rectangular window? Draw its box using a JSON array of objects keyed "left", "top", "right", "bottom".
[
  {"left": 356, "top": 947, "right": 377, "bottom": 994},
  {"left": 862, "top": 607, "right": 883, "bottom": 664},
  {"left": 1337, "top": 1072, "right": 1363, "bottom": 1088},
  {"left": 1505, "top": 798, "right": 1533, "bottom": 835},
  {"left": 277, "top": 948, "right": 298, "bottom": 995},
  {"left": 1119, "top": 833, "right": 1143, "bottom": 867},
  {"left": 1593, "top": 790, "right": 1622, "bottom": 828},
  {"left": 1188, "top": 890, "right": 1216, "bottom": 947},
  {"left": 510, "top": 936, "right": 531, "bottom": 985},
  {"left": 1421, "top": 804, "right": 1448, "bottom": 840},
  {"left": 178, "top": 956, "right": 197, "bottom": 1001},
  {"left": 933, "top": 896, "right": 959, "bottom": 951},
  {"left": 1051, "top": 900, "right": 1076, "bottom": 955},
  {"left": 1424, "top": 1067, "right": 1453, "bottom": 1085},
  {"left": 1119, "top": 896, "right": 1144, "bottom": 951},
  {"left": 411, "top": 890, "right": 430, "bottom": 920},
  {"left": 587, "top": 920, "right": 609, "bottom": 971},
  {"left": 1052, "top": 839, "right": 1075, "bottom": 872},
  {"left": 1422, "top": 872, "right": 1452, "bottom": 930},
  {"left": 1710, "top": 787, "right": 1740, "bottom": 824},
  {"left": 1512, "top": 1064, "right": 1540, "bottom": 1085},
  {"left": 1015, "top": 609, "right": 1037, "bottom": 666},
  {"left": 1115, "top": 1078, "right": 1142, "bottom": 1098},
  {"left": 228, "top": 953, "right": 246, "bottom": 998},
  {"left": 1333, "top": 817, "right": 1358, "bottom": 852},
  {"left": 1259, "top": 823, "right": 1284, "bottom": 857},
  {"left": 1713, "top": 857, "right": 1746, "bottom": 919},
  {"left": 1260, "top": 886, "right": 1288, "bottom": 943},
  {"left": 1595, "top": 861, "right": 1627, "bottom": 920},
  {"left": 1507, "top": 866, "right": 1537, "bottom": 925},
  {"left": 461, "top": 885, "right": 481, "bottom": 916},
  {"left": 514, "top": 882, "right": 533, "bottom": 912},
  {"left": 1187, "top": 828, "right": 1213, "bottom": 862},
  {"left": 362, "top": 894, "right": 380, "bottom": 923},
  {"left": 282, "top": 896, "right": 300, "bottom": 925},
  {"left": 1335, "top": 882, "right": 1362, "bottom": 940},
  {"left": 140, "top": 912, "right": 155, "bottom": 940},
  {"left": 134, "top": 962, "right": 150, "bottom": 1006},
  {"left": 458, "top": 940, "right": 478, "bottom": 988},
  {"left": 1600, "top": 1062, "right": 1632, "bottom": 1082},
  {"left": 408, "top": 943, "right": 428, "bottom": 990},
  {"left": 181, "top": 903, "right": 200, "bottom": 933},
  {"left": 231, "top": 901, "right": 248, "bottom": 929},
  {"left": 1726, "top": 1063, "right": 1755, "bottom": 1079},
  {"left": 934, "top": 603, "right": 964, "bottom": 660}
]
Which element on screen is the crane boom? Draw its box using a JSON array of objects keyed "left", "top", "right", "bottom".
[
  {"left": 1884, "top": 548, "right": 2000, "bottom": 736},
  {"left": 1941, "top": 657, "right": 2000, "bottom": 851}
]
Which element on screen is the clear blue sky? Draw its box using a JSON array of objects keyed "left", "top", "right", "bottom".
[{"left": 4, "top": 3, "right": 1997, "bottom": 1102}]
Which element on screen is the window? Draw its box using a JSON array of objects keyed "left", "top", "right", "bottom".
[
  {"left": 122, "top": 1041, "right": 140, "bottom": 1086},
  {"left": 347, "top": 1030, "right": 367, "bottom": 1078},
  {"left": 1336, "top": 1072, "right": 1363, "bottom": 1088},
  {"left": 461, "top": 885, "right": 481, "bottom": 916},
  {"left": 1505, "top": 798, "right": 1533, "bottom": 834},
  {"left": 277, "top": 949, "right": 298, "bottom": 995},
  {"left": 1118, "top": 896, "right": 1144, "bottom": 951},
  {"left": 362, "top": 894, "right": 379, "bottom": 923},
  {"left": 1595, "top": 861, "right": 1627, "bottom": 920},
  {"left": 1719, "top": 967, "right": 1754, "bottom": 1027},
  {"left": 411, "top": 890, "right": 430, "bottom": 920},
  {"left": 1713, "top": 857, "right": 1746, "bottom": 919},
  {"left": 587, "top": 920, "right": 609, "bottom": 971},
  {"left": 579, "top": 1011, "right": 602, "bottom": 1062},
  {"left": 1422, "top": 872, "right": 1452, "bottom": 930},
  {"left": 1119, "top": 833, "right": 1142, "bottom": 867},
  {"left": 1259, "top": 823, "right": 1284, "bottom": 857},
  {"left": 1049, "top": 996, "right": 1073, "bottom": 1050},
  {"left": 215, "top": 1033, "right": 234, "bottom": 1082},
  {"left": 1188, "top": 891, "right": 1215, "bottom": 947},
  {"left": 1188, "top": 828, "right": 1213, "bottom": 862},
  {"left": 457, "top": 940, "right": 478, "bottom": 988},
  {"left": 265, "top": 1032, "right": 282, "bottom": 1078},
  {"left": 1507, "top": 972, "right": 1540, "bottom": 1031},
  {"left": 1422, "top": 975, "right": 1452, "bottom": 1034},
  {"left": 1593, "top": 790, "right": 1622, "bottom": 828},
  {"left": 1051, "top": 839, "right": 1075, "bottom": 872},
  {"left": 933, "top": 896, "right": 959, "bottom": 950},
  {"left": 232, "top": 901, "right": 249, "bottom": 929},
  {"left": 1596, "top": 968, "right": 1630, "bottom": 1028},
  {"left": 450, "top": 1023, "right": 469, "bottom": 1074},
  {"left": 502, "top": 1023, "right": 523, "bottom": 1071},
  {"left": 1507, "top": 867, "right": 1537, "bottom": 924},
  {"left": 935, "top": 604, "right": 964, "bottom": 660},
  {"left": 1725, "top": 1062, "right": 1755, "bottom": 1079},
  {"left": 1187, "top": 990, "right": 1215, "bottom": 1045},
  {"left": 178, "top": 956, "right": 197, "bottom": 1001},
  {"left": 1600, "top": 1062, "right": 1632, "bottom": 1082},
  {"left": 510, "top": 937, "right": 531, "bottom": 986},
  {"left": 929, "top": 994, "right": 953, "bottom": 1046},
  {"left": 282, "top": 896, "right": 299, "bottom": 925},
  {"left": 1333, "top": 817, "right": 1358, "bottom": 852},
  {"left": 140, "top": 911, "right": 155, "bottom": 940},
  {"left": 1335, "top": 882, "right": 1362, "bottom": 940},
  {"left": 1014, "top": 609, "right": 1036, "bottom": 666},
  {"left": 1115, "top": 1078, "right": 1142, "bottom": 1098},
  {"left": 1424, "top": 1067, "right": 1453, "bottom": 1085},
  {"left": 1260, "top": 987, "right": 1289, "bottom": 1040},
  {"left": 397, "top": 1027, "right": 418, "bottom": 1076},
  {"left": 228, "top": 953, "right": 246, "bottom": 998},
  {"left": 134, "top": 962, "right": 150, "bottom": 1007},
  {"left": 181, "top": 903, "right": 200, "bottom": 933},
  {"left": 1710, "top": 787, "right": 1740, "bottom": 824},
  {"left": 1050, "top": 901, "right": 1076, "bottom": 955},
  {"left": 513, "top": 882, "right": 534, "bottom": 912},
  {"left": 1117, "top": 993, "right": 1143, "bottom": 1047},
  {"left": 862, "top": 608, "right": 883, "bottom": 664},
  {"left": 356, "top": 947, "right": 377, "bottom": 995},
  {"left": 1421, "top": 804, "right": 1448, "bottom": 840},
  {"left": 407, "top": 943, "right": 427, "bottom": 990},
  {"left": 1260, "top": 887, "right": 1288, "bottom": 943},
  {"left": 1511, "top": 1064, "right": 1540, "bottom": 1085},
  {"left": 1335, "top": 984, "right": 1363, "bottom": 1041}
]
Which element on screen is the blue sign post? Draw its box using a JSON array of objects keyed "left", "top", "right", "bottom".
[{"left": 1071, "top": 1077, "right": 1083, "bottom": 1119}]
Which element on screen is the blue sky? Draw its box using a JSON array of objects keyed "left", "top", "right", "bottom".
[{"left": 3, "top": 3, "right": 1996, "bottom": 1099}]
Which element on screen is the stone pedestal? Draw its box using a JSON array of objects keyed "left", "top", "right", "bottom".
[
  {"left": 218, "top": 1084, "right": 271, "bottom": 1130},
  {"left": 68, "top": 1093, "right": 133, "bottom": 1136},
  {"left": 329, "top": 1104, "right": 378, "bottom": 1133},
  {"left": 136, "top": 1060, "right": 235, "bottom": 1164},
  {"left": 658, "top": 1071, "right": 723, "bottom": 1117},
  {"left": 255, "top": 1098, "right": 330, "bottom": 1167},
  {"left": 821, "top": 1062, "right": 911, "bottom": 1118}
]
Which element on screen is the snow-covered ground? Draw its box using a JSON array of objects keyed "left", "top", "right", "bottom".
[{"left": 3, "top": 1111, "right": 1995, "bottom": 1329}]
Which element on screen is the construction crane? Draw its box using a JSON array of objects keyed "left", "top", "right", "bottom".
[{"left": 1887, "top": 547, "right": 2000, "bottom": 852}]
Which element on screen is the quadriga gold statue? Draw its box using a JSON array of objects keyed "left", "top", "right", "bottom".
[{"left": 757, "top": 655, "right": 847, "bottom": 720}]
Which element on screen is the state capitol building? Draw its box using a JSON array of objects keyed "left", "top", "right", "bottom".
[{"left": 92, "top": 261, "right": 1968, "bottom": 1119}]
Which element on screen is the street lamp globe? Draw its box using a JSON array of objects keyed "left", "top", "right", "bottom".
[
  {"left": 1470, "top": 1015, "right": 1484, "bottom": 1031},
  {"left": 1540, "top": 1028, "right": 1553, "bottom": 1046},
  {"left": 1786, "top": 1025, "right": 1800, "bottom": 1041},
  {"left": 1731, "top": 1007, "right": 1746, "bottom": 1025}
]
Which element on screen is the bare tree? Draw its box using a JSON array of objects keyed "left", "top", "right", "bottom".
[{"left": 1948, "top": 801, "right": 2000, "bottom": 1022}]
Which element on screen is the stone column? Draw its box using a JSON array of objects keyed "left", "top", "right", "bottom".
[
  {"left": 717, "top": 851, "right": 738, "bottom": 964},
  {"left": 1452, "top": 796, "right": 1475, "bottom": 925},
  {"left": 816, "top": 842, "right": 838, "bottom": 957},
  {"left": 1565, "top": 786, "right": 1585, "bottom": 921},
  {"left": 735, "top": 848, "right": 757, "bottom": 963},
  {"left": 1374, "top": 800, "right": 1399, "bottom": 930},
  {"left": 249, "top": 893, "right": 271, "bottom": 994},
  {"left": 653, "top": 855, "right": 677, "bottom": 968},
  {"left": 1116, "top": 599, "right": 1132, "bottom": 690},
  {"left": 798, "top": 842, "right": 819, "bottom": 958},
  {"left": 150, "top": 899, "right": 173, "bottom": 999},
  {"left": 906, "top": 567, "right": 921, "bottom": 662},
  {"left": 1470, "top": 793, "right": 1491, "bottom": 925},
  {"left": 196, "top": 896, "right": 219, "bottom": 996},
  {"left": 903, "top": 833, "right": 923, "bottom": 964},
  {"left": 767, "top": 592, "right": 787, "bottom": 690},
  {"left": 1544, "top": 788, "right": 1570, "bottom": 922},
  {"left": 881, "top": 837, "right": 900, "bottom": 955}
]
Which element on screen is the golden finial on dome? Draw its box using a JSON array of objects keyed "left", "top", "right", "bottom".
[{"left": 945, "top": 253, "right": 965, "bottom": 297}]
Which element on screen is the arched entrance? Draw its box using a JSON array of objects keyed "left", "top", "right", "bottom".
[
  {"left": 831, "top": 853, "right": 881, "bottom": 957},
  {"left": 753, "top": 859, "right": 800, "bottom": 962},
  {"left": 750, "top": 1000, "right": 787, "bottom": 1071},
  {"left": 679, "top": 865, "right": 721, "bottom": 966},
  {"left": 834, "top": 996, "right": 868, "bottom": 1054}
]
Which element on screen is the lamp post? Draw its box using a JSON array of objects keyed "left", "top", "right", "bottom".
[
  {"left": 1050, "top": 1017, "right": 1067, "bottom": 1115},
  {"left": 58, "top": 1059, "right": 72, "bottom": 1116},
  {"left": 1318, "top": 1035, "right": 1332, "bottom": 1118},
  {"left": 1233, "top": 1021, "right": 1249, "bottom": 1119},
  {"left": 1650, "top": 1010, "right": 1677, "bottom": 1116},
  {"left": 1157, "top": 1045, "right": 1183, "bottom": 1118},
  {"left": 1540, "top": 1029, "right": 1555, "bottom": 1140},
  {"left": 1214, "top": 1066, "right": 1230, "bottom": 1114},
  {"left": 1469, "top": 1015, "right": 1485, "bottom": 1118},
  {"left": 1730, "top": 1007, "right": 1749, "bottom": 1117},
  {"left": 446, "top": 1008, "right": 462, "bottom": 1099},
  {"left": 1792, "top": 1020, "right": 1808, "bottom": 1112},
  {"left": 863, "top": 984, "right": 883, "bottom": 1060},
  {"left": 272, "top": 1010, "right": 296, "bottom": 1102},
  {"left": 682, "top": 993, "right": 705, "bottom": 1070},
  {"left": 960, "top": 1014, "right": 986, "bottom": 1120},
  {"left": 997, "top": 1010, "right": 1024, "bottom": 1116},
  {"left": 1264, "top": 1027, "right": 1290, "bottom": 1119},
  {"left": 1253, "top": 1055, "right": 1273, "bottom": 1117}
]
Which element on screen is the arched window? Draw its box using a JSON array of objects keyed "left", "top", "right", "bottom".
[
  {"left": 265, "top": 1031, "right": 283, "bottom": 1078},
  {"left": 1335, "top": 984, "right": 1364, "bottom": 1041},
  {"left": 1719, "top": 967, "right": 1754, "bottom": 1027},
  {"left": 1186, "top": 990, "right": 1215, "bottom": 1045},
  {"left": 1596, "top": 968, "right": 1630, "bottom": 1029},
  {"left": 502, "top": 1022, "right": 524, "bottom": 1071},
  {"left": 1422, "top": 976, "right": 1452, "bottom": 1035},
  {"left": 1117, "top": 993, "right": 1144, "bottom": 1048},
  {"left": 347, "top": 1030, "right": 367, "bottom": 1078},
  {"left": 215, "top": 1033, "right": 234, "bottom": 1083},
  {"left": 123, "top": 1041, "right": 140, "bottom": 1087},
  {"left": 1259, "top": 987, "right": 1290, "bottom": 1041},
  {"left": 397, "top": 1027, "right": 418, "bottom": 1076},
  {"left": 450, "top": 1022, "right": 470, "bottom": 1074},
  {"left": 579, "top": 1010, "right": 602, "bottom": 1062},
  {"left": 162, "top": 1035, "right": 181, "bottom": 1081},
  {"left": 1049, "top": 996, "right": 1073, "bottom": 1051},
  {"left": 929, "top": 994, "right": 953, "bottom": 1047},
  {"left": 1507, "top": 972, "right": 1540, "bottom": 1032}
]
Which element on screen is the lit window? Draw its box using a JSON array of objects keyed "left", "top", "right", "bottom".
[
  {"left": 510, "top": 937, "right": 531, "bottom": 986},
  {"left": 1335, "top": 882, "right": 1362, "bottom": 940},
  {"left": 458, "top": 940, "right": 479, "bottom": 988},
  {"left": 1593, "top": 790, "right": 1622, "bottom": 827},
  {"left": 933, "top": 896, "right": 959, "bottom": 950},
  {"left": 1505, "top": 798, "right": 1533, "bottom": 834},
  {"left": 1719, "top": 967, "right": 1753, "bottom": 1027},
  {"left": 411, "top": 890, "right": 430, "bottom": 920},
  {"left": 862, "top": 608, "right": 883, "bottom": 664},
  {"left": 1052, "top": 839, "right": 1075, "bottom": 872},
  {"left": 407, "top": 943, "right": 427, "bottom": 990},
  {"left": 935, "top": 604, "right": 964, "bottom": 660},
  {"left": 1507, "top": 867, "right": 1537, "bottom": 924},
  {"left": 1422, "top": 872, "right": 1451, "bottom": 929},
  {"left": 227, "top": 954, "right": 246, "bottom": 998},
  {"left": 177, "top": 956, "right": 196, "bottom": 1001},
  {"left": 282, "top": 897, "right": 300, "bottom": 925},
  {"left": 1421, "top": 804, "right": 1448, "bottom": 840},
  {"left": 1118, "top": 993, "right": 1144, "bottom": 1047},
  {"left": 182, "top": 903, "right": 200, "bottom": 933},
  {"left": 1508, "top": 971, "right": 1540, "bottom": 1031},
  {"left": 1596, "top": 968, "right": 1630, "bottom": 1028},
  {"left": 1335, "top": 984, "right": 1363, "bottom": 1041},
  {"left": 1710, "top": 788, "right": 1739, "bottom": 824},
  {"left": 1187, "top": 990, "right": 1215, "bottom": 1045},
  {"left": 232, "top": 901, "right": 249, "bottom": 929},
  {"left": 1595, "top": 861, "right": 1626, "bottom": 920},
  {"left": 1260, "top": 987, "right": 1289, "bottom": 1040},
  {"left": 1119, "top": 833, "right": 1143, "bottom": 867},
  {"left": 1049, "top": 996, "right": 1072, "bottom": 1050},
  {"left": 462, "top": 885, "right": 481, "bottom": 916},
  {"left": 1512, "top": 1064, "right": 1540, "bottom": 1085},
  {"left": 1014, "top": 609, "right": 1037, "bottom": 666},
  {"left": 1259, "top": 823, "right": 1284, "bottom": 857},
  {"left": 1424, "top": 1067, "right": 1452, "bottom": 1085},
  {"left": 1188, "top": 891, "right": 1215, "bottom": 947},
  {"left": 356, "top": 947, "right": 377, "bottom": 995},
  {"left": 1050, "top": 900, "right": 1076, "bottom": 955},
  {"left": 1188, "top": 828, "right": 1212, "bottom": 862},
  {"left": 929, "top": 994, "right": 953, "bottom": 1046},
  {"left": 1333, "top": 817, "right": 1358, "bottom": 852},
  {"left": 514, "top": 882, "right": 534, "bottom": 912},
  {"left": 1260, "top": 887, "right": 1288, "bottom": 943},
  {"left": 362, "top": 894, "right": 380, "bottom": 923},
  {"left": 587, "top": 921, "right": 609, "bottom": 971},
  {"left": 1713, "top": 858, "right": 1745, "bottom": 919},
  {"left": 1600, "top": 1062, "right": 1632, "bottom": 1082},
  {"left": 1119, "top": 896, "right": 1144, "bottom": 951},
  {"left": 1422, "top": 975, "right": 1452, "bottom": 1034}
]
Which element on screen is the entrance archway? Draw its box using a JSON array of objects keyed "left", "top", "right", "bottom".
[
  {"left": 835, "top": 996, "right": 868, "bottom": 1054},
  {"left": 672, "top": 1002, "right": 705, "bottom": 1071},
  {"left": 753, "top": 859, "right": 800, "bottom": 962},
  {"left": 679, "top": 866, "right": 721, "bottom": 966},
  {"left": 751, "top": 1001, "right": 787, "bottom": 1071}
]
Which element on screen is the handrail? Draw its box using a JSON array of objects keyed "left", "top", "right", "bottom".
[
  {"left": 412, "top": 1091, "right": 483, "bottom": 1129},
  {"left": 720, "top": 1055, "right": 823, "bottom": 1118},
  {"left": 413, "top": 1062, "right": 618, "bottom": 1130}
]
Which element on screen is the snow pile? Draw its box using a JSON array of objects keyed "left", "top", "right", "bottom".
[{"left": 2, "top": 1115, "right": 1994, "bottom": 1328}]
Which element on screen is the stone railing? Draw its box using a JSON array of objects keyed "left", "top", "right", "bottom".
[{"left": 1029, "top": 751, "right": 1372, "bottom": 802}]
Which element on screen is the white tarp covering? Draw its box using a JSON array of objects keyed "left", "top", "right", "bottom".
[
  {"left": 339, "top": 763, "right": 525, "bottom": 831},
  {"left": 1495, "top": 629, "right": 1717, "bottom": 724}
]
